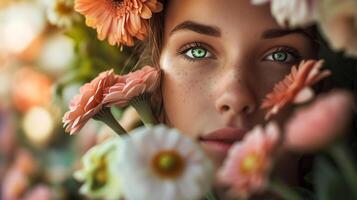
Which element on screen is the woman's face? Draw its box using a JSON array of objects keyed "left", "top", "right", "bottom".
[{"left": 159, "top": 0, "right": 316, "bottom": 166}]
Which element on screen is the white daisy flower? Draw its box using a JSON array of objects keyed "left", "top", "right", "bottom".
[
  {"left": 118, "top": 125, "right": 214, "bottom": 200},
  {"left": 46, "top": 0, "right": 79, "bottom": 28},
  {"left": 252, "top": 0, "right": 319, "bottom": 28},
  {"left": 74, "top": 138, "right": 123, "bottom": 200}
]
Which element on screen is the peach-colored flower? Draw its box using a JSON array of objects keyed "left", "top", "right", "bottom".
[
  {"left": 74, "top": 0, "right": 163, "bottom": 46},
  {"left": 284, "top": 90, "right": 354, "bottom": 152},
  {"left": 261, "top": 60, "right": 331, "bottom": 120},
  {"left": 252, "top": 0, "right": 319, "bottom": 28},
  {"left": 103, "top": 65, "right": 160, "bottom": 107},
  {"left": 12, "top": 67, "right": 53, "bottom": 112},
  {"left": 218, "top": 122, "right": 280, "bottom": 199},
  {"left": 63, "top": 69, "right": 117, "bottom": 134},
  {"left": 318, "top": 0, "right": 357, "bottom": 57}
]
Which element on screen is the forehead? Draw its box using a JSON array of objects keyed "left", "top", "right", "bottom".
[{"left": 164, "top": 0, "right": 280, "bottom": 38}]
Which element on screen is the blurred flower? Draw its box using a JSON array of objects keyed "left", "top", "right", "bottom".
[
  {"left": 12, "top": 67, "right": 53, "bottom": 112},
  {"left": 1, "top": 168, "right": 29, "bottom": 200},
  {"left": 74, "top": 0, "right": 163, "bottom": 46},
  {"left": 47, "top": 0, "right": 80, "bottom": 28},
  {"left": 252, "top": 0, "right": 319, "bottom": 28},
  {"left": 218, "top": 122, "right": 280, "bottom": 199},
  {"left": 0, "top": 105, "right": 16, "bottom": 157},
  {"left": 22, "top": 106, "right": 56, "bottom": 147},
  {"left": 261, "top": 60, "right": 331, "bottom": 120},
  {"left": 23, "top": 185, "right": 54, "bottom": 200},
  {"left": 1, "top": 149, "right": 38, "bottom": 200},
  {"left": 14, "top": 149, "right": 39, "bottom": 177},
  {"left": 284, "top": 90, "right": 354, "bottom": 152},
  {"left": 118, "top": 125, "right": 213, "bottom": 200},
  {"left": 63, "top": 69, "right": 117, "bottom": 134},
  {"left": 74, "top": 138, "right": 123, "bottom": 200},
  {"left": 0, "top": 2, "right": 46, "bottom": 55},
  {"left": 318, "top": 0, "right": 357, "bottom": 57},
  {"left": 103, "top": 66, "right": 160, "bottom": 107},
  {"left": 39, "top": 33, "right": 75, "bottom": 75},
  {"left": 103, "top": 66, "right": 160, "bottom": 126}
]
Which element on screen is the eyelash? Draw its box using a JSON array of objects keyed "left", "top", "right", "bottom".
[{"left": 176, "top": 42, "right": 215, "bottom": 62}]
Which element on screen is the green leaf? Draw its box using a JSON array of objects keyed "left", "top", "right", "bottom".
[{"left": 314, "top": 156, "right": 353, "bottom": 200}]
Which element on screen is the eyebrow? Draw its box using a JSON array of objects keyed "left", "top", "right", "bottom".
[
  {"left": 170, "top": 21, "right": 221, "bottom": 37},
  {"left": 261, "top": 28, "right": 316, "bottom": 41}
]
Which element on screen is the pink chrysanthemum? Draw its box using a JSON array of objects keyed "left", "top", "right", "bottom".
[
  {"left": 218, "top": 122, "right": 280, "bottom": 199},
  {"left": 63, "top": 70, "right": 117, "bottom": 134},
  {"left": 75, "top": 0, "right": 163, "bottom": 46},
  {"left": 261, "top": 59, "right": 331, "bottom": 120}
]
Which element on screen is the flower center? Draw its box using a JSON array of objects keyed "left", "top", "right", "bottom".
[
  {"left": 240, "top": 152, "right": 261, "bottom": 174},
  {"left": 55, "top": 2, "right": 73, "bottom": 15},
  {"left": 92, "top": 157, "right": 108, "bottom": 189},
  {"left": 151, "top": 150, "right": 185, "bottom": 179},
  {"left": 111, "top": 0, "right": 124, "bottom": 6}
]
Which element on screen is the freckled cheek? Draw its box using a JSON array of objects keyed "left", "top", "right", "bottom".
[{"left": 161, "top": 66, "right": 214, "bottom": 135}]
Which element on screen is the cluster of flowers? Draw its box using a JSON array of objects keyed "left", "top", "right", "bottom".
[{"left": 63, "top": 60, "right": 355, "bottom": 200}]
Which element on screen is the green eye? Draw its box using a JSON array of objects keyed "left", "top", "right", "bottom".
[
  {"left": 264, "top": 48, "right": 299, "bottom": 63},
  {"left": 191, "top": 48, "right": 207, "bottom": 58},
  {"left": 272, "top": 51, "right": 288, "bottom": 61},
  {"left": 185, "top": 47, "right": 211, "bottom": 59}
]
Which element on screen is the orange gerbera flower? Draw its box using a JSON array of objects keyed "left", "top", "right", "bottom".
[
  {"left": 261, "top": 59, "right": 331, "bottom": 120},
  {"left": 75, "top": 0, "right": 163, "bottom": 46}
]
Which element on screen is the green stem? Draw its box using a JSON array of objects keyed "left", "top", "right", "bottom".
[
  {"left": 206, "top": 191, "right": 218, "bottom": 200},
  {"left": 93, "top": 107, "right": 127, "bottom": 136},
  {"left": 268, "top": 179, "right": 304, "bottom": 200},
  {"left": 329, "top": 142, "right": 357, "bottom": 199},
  {"left": 129, "top": 93, "right": 157, "bottom": 127}
]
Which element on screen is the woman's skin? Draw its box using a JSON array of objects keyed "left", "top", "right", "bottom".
[{"left": 159, "top": 0, "right": 316, "bottom": 198}]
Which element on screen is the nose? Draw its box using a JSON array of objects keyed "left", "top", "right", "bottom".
[{"left": 215, "top": 68, "right": 257, "bottom": 119}]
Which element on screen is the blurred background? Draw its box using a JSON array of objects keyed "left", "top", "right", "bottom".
[
  {"left": 0, "top": 0, "right": 140, "bottom": 199},
  {"left": 0, "top": 0, "right": 356, "bottom": 199}
]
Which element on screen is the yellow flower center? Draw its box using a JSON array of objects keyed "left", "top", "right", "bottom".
[
  {"left": 55, "top": 2, "right": 73, "bottom": 15},
  {"left": 92, "top": 157, "right": 108, "bottom": 189},
  {"left": 240, "top": 152, "right": 261, "bottom": 174},
  {"left": 151, "top": 150, "right": 185, "bottom": 179}
]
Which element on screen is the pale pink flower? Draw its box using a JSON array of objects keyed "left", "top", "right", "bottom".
[
  {"left": 261, "top": 60, "right": 331, "bottom": 120},
  {"left": 284, "top": 90, "right": 354, "bottom": 152},
  {"left": 75, "top": 0, "right": 163, "bottom": 46},
  {"left": 63, "top": 69, "right": 117, "bottom": 134},
  {"left": 103, "top": 66, "right": 160, "bottom": 107},
  {"left": 1, "top": 168, "right": 29, "bottom": 200},
  {"left": 252, "top": 0, "right": 319, "bottom": 28},
  {"left": 23, "top": 185, "right": 53, "bottom": 200},
  {"left": 319, "top": 0, "right": 357, "bottom": 57},
  {"left": 218, "top": 122, "right": 280, "bottom": 199},
  {"left": 14, "top": 149, "right": 38, "bottom": 176}
]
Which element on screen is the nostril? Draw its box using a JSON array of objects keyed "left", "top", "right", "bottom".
[
  {"left": 242, "top": 105, "right": 254, "bottom": 114},
  {"left": 221, "top": 105, "right": 230, "bottom": 112}
]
